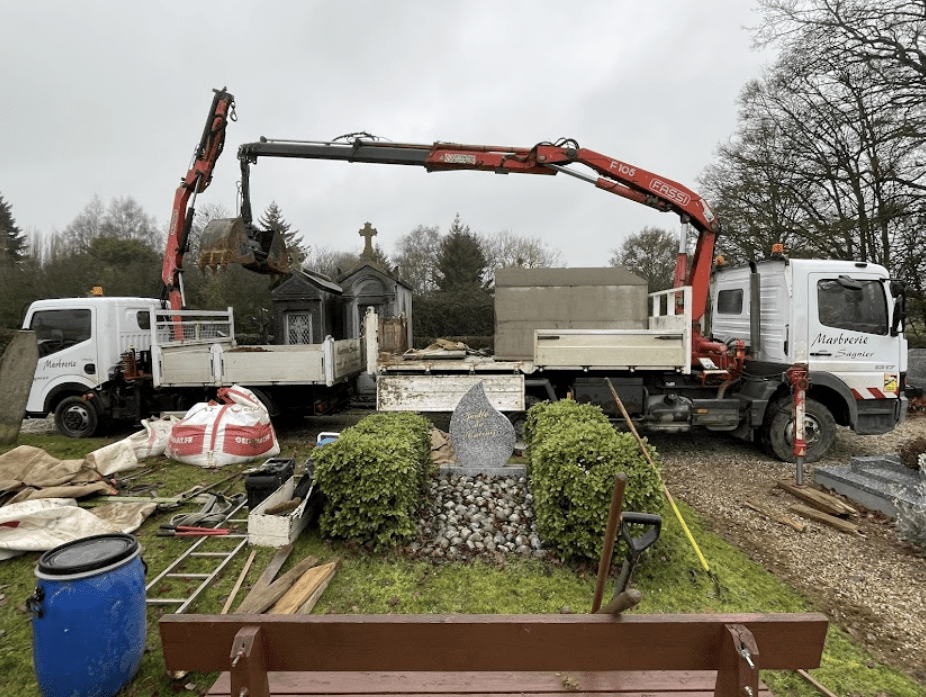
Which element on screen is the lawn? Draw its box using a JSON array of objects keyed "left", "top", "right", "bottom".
[{"left": 0, "top": 427, "right": 922, "bottom": 697}]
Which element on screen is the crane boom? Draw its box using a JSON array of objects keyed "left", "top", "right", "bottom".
[
  {"left": 236, "top": 137, "right": 720, "bottom": 320},
  {"left": 162, "top": 88, "right": 235, "bottom": 310}
]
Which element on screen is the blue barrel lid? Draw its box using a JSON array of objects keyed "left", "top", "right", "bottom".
[{"left": 37, "top": 533, "right": 139, "bottom": 576}]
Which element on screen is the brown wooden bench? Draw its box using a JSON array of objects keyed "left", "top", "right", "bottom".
[{"left": 159, "top": 611, "right": 828, "bottom": 697}]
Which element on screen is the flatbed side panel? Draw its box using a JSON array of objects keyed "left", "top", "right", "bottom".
[
  {"left": 534, "top": 330, "right": 687, "bottom": 370},
  {"left": 330, "top": 339, "right": 363, "bottom": 383},
  {"left": 222, "top": 345, "right": 325, "bottom": 384},
  {"left": 377, "top": 374, "right": 525, "bottom": 412},
  {"left": 157, "top": 344, "right": 217, "bottom": 386}
]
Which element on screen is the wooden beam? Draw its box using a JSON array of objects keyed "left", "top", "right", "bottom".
[
  {"left": 160, "top": 612, "right": 828, "bottom": 674},
  {"left": 744, "top": 498, "right": 807, "bottom": 533},
  {"left": 234, "top": 555, "right": 318, "bottom": 615},
  {"left": 777, "top": 480, "right": 857, "bottom": 517},
  {"left": 788, "top": 504, "right": 860, "bottom": 535},
  {"left": 270, "top": 558, "right": 340, "bottom": 615},
  {"left": 240, "top": 543, "right": 293, "bottom": 603},
  {"left": 222, "top": 548, "right": 257, "bottom": 615}
]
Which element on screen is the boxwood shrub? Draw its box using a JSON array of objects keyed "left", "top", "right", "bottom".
[
  {"left": 527, "top": 400, "right": 664, "bottom": 562},
  {"left": 313, "top": 412, "right": 432, "bottom": 549}
]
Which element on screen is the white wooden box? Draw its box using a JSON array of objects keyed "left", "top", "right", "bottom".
[{"left": 247, "top": 476, "right": 312, "bottom": 547}]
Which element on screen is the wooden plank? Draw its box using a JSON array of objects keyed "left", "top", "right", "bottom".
[
  {"left": 208, "top": 670, "right": 773, "bottom": 696},
  {"left": 235, "top": 544, "right": 293, "bottom": 614},
  {"left": 777, "top": 480, "right": 857, "bottom": 517},
  {"left": 269, "top": 558, "right": 340, "bottom": 615},
  {"left": 788, "top": 504, "right": 861, "bottom": 535},
  {"left": 160, "top": 612, "right": 828, "bottom": 673},
  {"left": 233, "top": 555, "right": 318, "bottom": 615},
  {"left": 745, "top": 498, "right": 807, "bottom": 533},
  {"left": 222, "top": 549, "right": 257, "bottom": 615}
]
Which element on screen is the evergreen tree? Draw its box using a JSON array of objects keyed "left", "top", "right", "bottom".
[
  {"left": 0, "top": 193, "right": 27, "bottom": 263},
  {"left": 259, "top": 201, "right": 305, "bottom": 269},
  {"left": 434, "top": 214, "right": 487, "bottom": 291}
]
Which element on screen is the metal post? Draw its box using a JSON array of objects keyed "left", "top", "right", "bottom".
[{"left": 787, "top": 363, "right": 810, "bottom": 486}]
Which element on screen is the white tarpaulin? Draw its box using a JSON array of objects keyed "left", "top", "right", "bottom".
[{"left": 0, "top": 498, "right": 156, "bottom": 560}]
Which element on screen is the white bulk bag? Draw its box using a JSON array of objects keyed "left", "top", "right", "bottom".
[{"left": 166, "top": 385, "right": 280, "bottom": 467}]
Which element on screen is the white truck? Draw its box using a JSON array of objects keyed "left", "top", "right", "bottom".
[
  {"left": 369, "top": 254, "right": 909, "bottom": 463},
  {"left": 23, "top": 296, "right": 362, "bottom": 438},
  {"left": 210, "top": 133, "right": 909, "bottom": 463}
]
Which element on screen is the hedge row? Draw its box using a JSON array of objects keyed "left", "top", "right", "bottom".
[
  {"left": 525, "top": 400, "right": 664, "bottom": 562},
  {"left": 313, "top": 412, "right": 432, "bottom": 549}
]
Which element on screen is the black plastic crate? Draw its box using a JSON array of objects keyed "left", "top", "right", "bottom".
[{"left": 246, "top": 457, "right": 295, "bottom": 511}]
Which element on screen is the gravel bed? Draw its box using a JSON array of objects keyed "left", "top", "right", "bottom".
[{"left": 407, "top": 473, "right": 547, "bottom": 562}]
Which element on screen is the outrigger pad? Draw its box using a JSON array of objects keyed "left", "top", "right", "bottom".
[{"left": 198, "top": 217, "right": 290, "bottom": 275}]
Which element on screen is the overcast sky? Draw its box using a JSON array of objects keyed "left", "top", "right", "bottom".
[{"left": 2, "top": 1, "right": 774, "bottom": 268}]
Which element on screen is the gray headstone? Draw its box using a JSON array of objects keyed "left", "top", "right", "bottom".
[
  {"left": 0, "top": 331, "right": 39, "bottom": 444},
  {"left": 449, "top": 382, "right": 516, "bottom": 471}
]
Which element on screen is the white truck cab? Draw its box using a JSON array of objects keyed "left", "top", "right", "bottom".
[
  {"left": 24, "top": 297, "right": 161, "bottom": 436},
  {"left": 710, "top": 257, "right": 907, "bottom": 453}
]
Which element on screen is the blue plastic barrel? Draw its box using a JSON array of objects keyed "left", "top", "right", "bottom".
[{"left": 29, "top": 533, "right": 146, "bottom": 697}]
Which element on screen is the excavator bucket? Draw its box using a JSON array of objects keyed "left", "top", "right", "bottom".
[{"left": 198, "top": 217, "right": 291, "bottom": 275}]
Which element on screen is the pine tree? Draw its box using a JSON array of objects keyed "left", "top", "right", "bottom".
[
  {"left": 0, "top": 193, "right": 27, "bottom": 263},
  {"left": 434, "top": 214, "right": 487, "bottom": 291},
  {"left": 259, "top": 201, "right": 305, "bottom": 269}
]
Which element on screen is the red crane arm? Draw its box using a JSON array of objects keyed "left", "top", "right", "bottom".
[
  {"left": 238, "top": 137, "right": 719, "bottom": 320},
  {"left": 162, "top": 88, "right": 235, "bottom": 310}
]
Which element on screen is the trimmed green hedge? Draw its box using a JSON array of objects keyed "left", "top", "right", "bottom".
[
  {"left": 313, "top": 412, "right": 433, "bottom": 549},
  {"left": 526, "top": 400, "right": 664, "bottom": 562}
]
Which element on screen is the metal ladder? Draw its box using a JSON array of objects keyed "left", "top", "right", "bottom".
[{"left": 145, "top": 496, "right": 249, "bottom": 614}]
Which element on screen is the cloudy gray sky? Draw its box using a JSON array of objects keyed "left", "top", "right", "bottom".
[{"left": 2, "top": 1, "right": 773, "bottom": 267}]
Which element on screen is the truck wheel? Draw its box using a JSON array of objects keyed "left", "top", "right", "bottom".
[
  {"left": 760, "top": 397, "right": 836, "bottom": 463},
  {"left": 54, "top": 396, "right": 99, "bottom": 438}
]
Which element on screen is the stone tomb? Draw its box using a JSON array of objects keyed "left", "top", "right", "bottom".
[
  {"left": 815, "top": 454, "right": 925, "bottom": 518},
  {"left": 447, "top": 382, "right": 523, "bottom": 477}
]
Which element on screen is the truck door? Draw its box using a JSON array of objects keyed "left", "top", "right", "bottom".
[
  {"left": 27, "top": 307, "right": 100, "bottom": 411},
  {"left": 807, "top": 272, "right": 902, "bottom": 428}
]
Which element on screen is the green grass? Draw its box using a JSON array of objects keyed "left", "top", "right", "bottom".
[{"left": 0, "top": 430, "right": 923, "bottom": 697}]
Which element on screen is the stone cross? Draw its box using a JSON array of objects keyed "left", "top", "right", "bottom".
[{"left": 359, "top": 222, "right": 377, "bottom": 260}]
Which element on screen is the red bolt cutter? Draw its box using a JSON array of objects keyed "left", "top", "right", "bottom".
[{"left": 157, "top": 525, "right": 230, "bottom": 537}]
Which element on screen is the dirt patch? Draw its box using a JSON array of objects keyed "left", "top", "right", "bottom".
[{"left": 648, "top": 414, "right": 926, "bottom": 684}]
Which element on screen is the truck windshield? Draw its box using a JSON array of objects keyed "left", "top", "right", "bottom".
[
  {"left": 30, "top": 309, "right": 92, "bottom": 356},
  {"left": 817, "top": 278, "right": 888, "bottom": 335}
]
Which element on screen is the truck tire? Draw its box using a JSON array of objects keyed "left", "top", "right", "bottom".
[
  {"left": 760, "top": 397, "right": 836, "bottom": 463},
  {"left": 54, "top": 396, "right": 99, "bottom": 438}
]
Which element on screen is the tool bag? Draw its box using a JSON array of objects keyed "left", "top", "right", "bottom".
[{"left": 166, "top": 385, "right": 280, "bottom": 467}]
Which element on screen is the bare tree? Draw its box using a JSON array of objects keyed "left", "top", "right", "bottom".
[
  {"left": 480, "top": 229, "right": 564, "bottom": 283},
  {"left": 609, "top": 227, "right": 679, "bottom": 292},
  {"left": 304, "top": 244, "right": 359, "bottom": 280},
  {"left": 391, "top": 224, "right": 442, "bottom": 292},
  {"left": 702, "top": 3, "right": 926, "bottom": 278}
]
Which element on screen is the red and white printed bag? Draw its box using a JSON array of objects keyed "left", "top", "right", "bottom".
[{"left": 166, "top": 385, "right": 280, "bottom": 467}]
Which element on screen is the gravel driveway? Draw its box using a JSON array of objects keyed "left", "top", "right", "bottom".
[{"left": 649, "top": 414, "right": 926, "bottom": 684}]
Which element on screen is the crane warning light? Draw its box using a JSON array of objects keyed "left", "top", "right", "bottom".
[
  {"left": 714, "top": 255, "right": 726, "bottom": 266},
  {"left": 771, "top": 243, "right": 784, "bottom": 254},
  {"left": 91, "top": 286, "right": 104, "bottom": 296}
]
